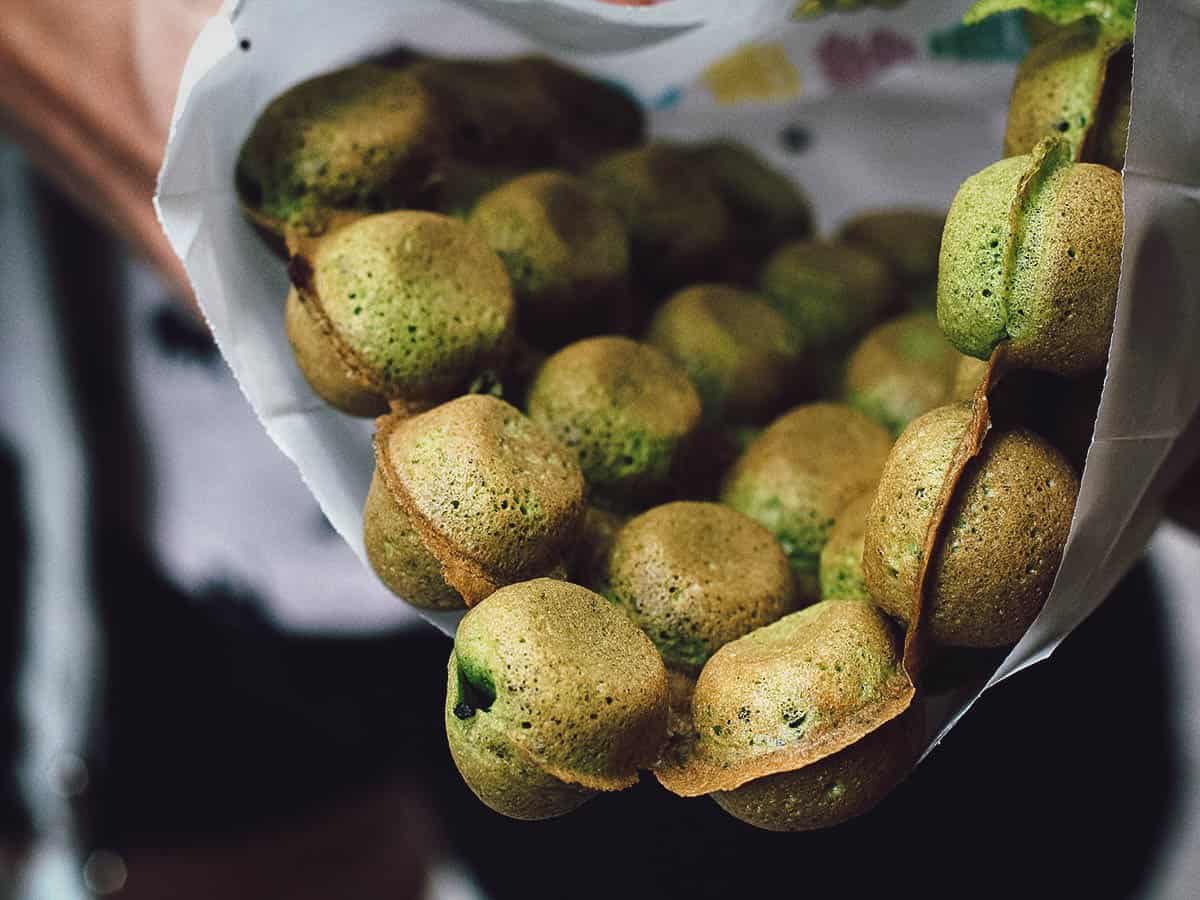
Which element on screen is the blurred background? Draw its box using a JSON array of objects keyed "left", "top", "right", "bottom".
[{"left": 2, "top": 1, "right": 1199, "bottom": 898}]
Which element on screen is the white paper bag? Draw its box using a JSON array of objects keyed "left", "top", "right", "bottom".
[{"left": 157, "top": 0, "right": 1200, "bottom": 750}]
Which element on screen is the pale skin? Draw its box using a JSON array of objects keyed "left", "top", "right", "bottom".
[{"left": 0, "top": 0, "right": 216, "bottom": 304}]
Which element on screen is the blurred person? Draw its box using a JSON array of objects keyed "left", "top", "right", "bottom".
[
  {"left": 1, "top": 3, "right": 1199, "bottom": 900},
  {"left": 1, "top": 2, "right": 444, "bottom": 898},
  {"left": 0, "top": 0, "right": 203, "bottom": 302}
]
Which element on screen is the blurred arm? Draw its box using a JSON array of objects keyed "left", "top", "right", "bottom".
[{"left": 0, "top": 0, "right": 217, "bottom": 303}]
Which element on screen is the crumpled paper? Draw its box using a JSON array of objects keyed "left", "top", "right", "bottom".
[{"left": 156, "top": 0, "right": 1200, "bottom": 751}]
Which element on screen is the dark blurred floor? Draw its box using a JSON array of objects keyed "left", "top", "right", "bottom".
[
  {"left": 65, "top": 547, "right": 1180, "bottom": 900},
  {"left": 0, "top": 440, "right": 32, "bottom": 848}
]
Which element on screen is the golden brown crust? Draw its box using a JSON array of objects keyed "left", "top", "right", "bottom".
[
  {"left": 603, "top": 501, "right": 798, "bottom": 673},
  {"left": 527, "top": 336, "right": 702, "bottom": 497},
  {"left": 902, "top": 352, "right": 1005, "bottom": 671},
  {"left": 1007, "top": 159, "right": 1124, "bottom": 375},
  {"left": 444, "top": 652, "right": 598, "bottom": 821},
  {"left": 284, "top": 215, "right": 411, "bottom": 402},
  {"left": 285, "top": 288, "right": 387, "bottom": 417},
  {"left": 720, "top": 403, "right": 893, "bottom": 602},
  {"left": 362, "top": 469, "right": 464, "bottom": 610},
  {"left": 588, "top": 144, "right": 734, "bottom": 290},
  {"left": 647, "top": 284, "right": 803, "bottom": 427},
  {"left": 839, "top": 210, "right": 945, "bottom": 286},
  {"left": 285, "top": 211, "right": 517, "bottom": 409},
  {"left": 758, "top": 240, "right": 894, "bottom": 351},
  {"left": 711, "top": 710, "right": 921, "bottom": 831},
  {"left": 237, "top": 64, "right": 446, "bottom": 233},
  {"left": 449, "top": 580, "right": 669, "bottom": 795},
  {"left": 468, "top": 170, "right": 630, "bottom": 325},
  {"left": 373, "top": 397, "right": 586, "bottom": 605},
  {"left": 842, "top": 312, "right": 961, "bottom": 436},
  {"left": 1003, "top": 27, "right": 1117, "bottom": 161},
  {"left": 374, "top": 413, "right": 494, "bottom": 605},
  {"left": 655, "top": 678, "right": 911, "bottom": 797},
  {"left": 939, "top": 140, "right": 1123, "bottom": 376},
  {"left": 818, "top": 490, "right": 876, "bottom": 603},
  {"left": 865, "top": 351, "right": 1079, "bottom": 652},
  {"left": 655, "top": 600, "right": 914, "bottom": 797}
]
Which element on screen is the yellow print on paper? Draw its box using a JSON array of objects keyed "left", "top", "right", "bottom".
[{"left": 702, "top": 43, "right": 802, "bottom": 105}]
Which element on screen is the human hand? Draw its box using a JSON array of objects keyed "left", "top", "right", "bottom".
[{"left": 0, "top": 0, "right": 219, "bottom": 306}]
